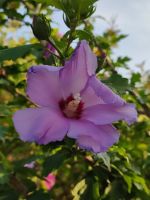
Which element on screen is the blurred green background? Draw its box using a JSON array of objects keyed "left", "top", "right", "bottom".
[{"left": 0, "top": 0, "right": 150, "bottom": 199}]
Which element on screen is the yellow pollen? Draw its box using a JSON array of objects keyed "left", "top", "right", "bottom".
[{"left": 68, "top": 100, "right": 80, "bottom": 111}]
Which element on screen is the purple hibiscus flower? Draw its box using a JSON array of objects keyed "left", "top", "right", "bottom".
[{"left": 13, "top": 40, "right": 137, "bottom": 153}]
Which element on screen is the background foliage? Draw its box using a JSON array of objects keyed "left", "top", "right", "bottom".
[{"left": 0, "top": 0, "right": 150, "bottom": 199}]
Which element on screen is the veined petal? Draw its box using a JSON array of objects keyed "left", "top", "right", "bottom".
[
  {"left": 67, "top": 120, "right": 119, "bottom": 153},
  {"left": 27, "top": 65, "right": 63, "bottom": 108},
  {"left": 89, "top": 76, "right": 125, "bottom": 106},
  {"left": 13, "top": 107, "right": 68, "bottom": 144},
  {"left": 60, "top": 40, "right": 97, "bottom": 98},
  {"left": 77, "top": 136, "right": 101, "bottom": 152},
  {"left": 30, "top": 65, "right": 63, "bottom": 72},
  {"left": 82, "top": 103, "right": 137, "bottom": 125},
  {"left": 81, "top": 85, "right": 104, "bottom": 108}
]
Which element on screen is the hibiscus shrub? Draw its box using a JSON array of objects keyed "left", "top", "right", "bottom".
[{"left": 0, "top": 0, "right": 150, "bottom": 200}]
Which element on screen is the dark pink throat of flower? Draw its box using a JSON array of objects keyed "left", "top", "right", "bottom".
[{"left": 59, "top": 94, "right": 84, "bottom": 119}]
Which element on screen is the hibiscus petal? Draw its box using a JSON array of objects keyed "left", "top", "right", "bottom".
[
  {"left": 82, "top": 103, "right": 137, "bottom": 125},
  {"left": 78, "top": 135, "right": 101, "bottom": 152},
  {"left": 60, "top": 40, "right": 97, "bottom": 98},
  {"left": 89, "top": 76, "right": 125, "bottom": 105},
  {"left": 67, "top": 120, "right": 119, "bottom": 152},
  {"left": 13, "top": 107, "right": 68, "bottom": 144},
  {"left": 27, "top": 65, "right": 63, "bottom": 107},
  {"left": 81, "top": 85, "right": 104, "bottom": 108},
  {"left": 43, "top": 173, "right": 56, "bottom": 191}
]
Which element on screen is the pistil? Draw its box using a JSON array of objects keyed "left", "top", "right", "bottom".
[{"left": 59, "top": 94, "right": 84, "bottom": 119}]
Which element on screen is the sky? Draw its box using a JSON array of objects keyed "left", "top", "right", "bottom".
[
  {"left": 51, "top": 0, "right": 150, "bottom": 72},
  {"left": 94, "top": 0, "right": 150, "bottom": 72}
]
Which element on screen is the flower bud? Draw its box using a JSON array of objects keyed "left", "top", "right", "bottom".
[
  {"left": 31, "top": 15, "right": 51, "bottom": 41},
  {"left": 62, "top": 0, "right": 97, "bottom": 27}
]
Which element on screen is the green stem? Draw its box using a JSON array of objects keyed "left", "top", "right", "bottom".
[
  {"left": 64, "top": 28, "right": 75, "bottom": 55},
  {"left": 48, "top": 38, "right": 65, "bottom": 65}
]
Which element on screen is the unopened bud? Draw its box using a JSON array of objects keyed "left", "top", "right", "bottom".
[{"left": 31, "top": 15, "right": 51, "bottom": 41}]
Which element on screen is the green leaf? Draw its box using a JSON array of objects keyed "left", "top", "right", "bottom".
[
  {"left": 0, "top": 125, "right": 8, "bottom": 139},
  {"left": 0, "top": 105, "right": 10, "bottom": 116},
  {"left": 43, "top": 149, "right": 70, "bottom": 175},
  {"left": 97, "top": 152, "right": 111, "bottom": 171},
  {"left": 123, "top": 175, "right": 132, "bottom": 193},
  {"left": 133, "top": 175, "right": 149, "bottom": 194},
  {"left": 0, "top": 188, "right": 19, "bottom": 200},
  {"left": 115, "top": 56, "right": 131, "bottom": 68},
  {"left": 102, "top": 73, "right": 130, "bottom": 94},
  {"left": 111, "top": 146, "right": 130, "bottom": 163},
  {"left": 0, "top": 104, "right": 16, "bottom": 117},
  {"left": 72, "top": 179, "right": 87, "bottom": 199},
  {"left": 27, "top": 190, "right": 50, "bottom": 200},
  {"left": 107, "top": 180, "right": 126, "bottom": 200},
  {"left": 80, "top": 177, "right": 100, "bottom": 200},
  {"left": 76, "top": 30, "right": 93, "bottom": 40},
  {"left": 0, "top": 0, "right": 6, "bottom": 7},
  {"left": 0, "top": 172, "right": 9, "bottom": 185},
  {"left": 35, "top": 0, "right": 63, "bottom": 9},
  {"left": 131, "top": 73, "right": 141, "bottom": 86},
  {"left": 72, "top": 177, "right": 100, "bottom": 200},
  {"left": 0, "top": 44, "right": 40, "bottom": 62}
]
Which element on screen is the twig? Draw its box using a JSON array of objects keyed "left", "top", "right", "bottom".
[
  {"left": 48, "top": 38, "right": 64, "bottom": 65},
  {"left": 64, "top": 28, "right": 75, "bottom": 55}
]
